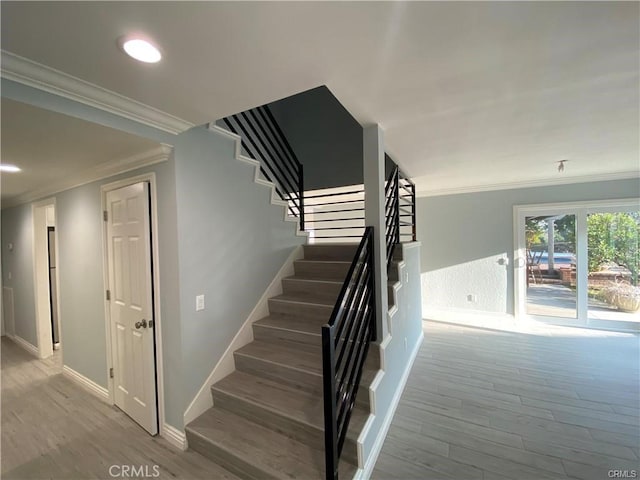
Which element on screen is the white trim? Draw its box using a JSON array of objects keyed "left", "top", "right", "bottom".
[
  {"left": 416, "top": 171, "right": 640, "bottom": 198},
  {"left": 3, "top": 287, "right": 16, "bottom": 337},
  {"left": 101, "top": 173, "right": 167, "bottom": 437},
  {"left": 62, "top": 365, "right": 110, "bottom": 401},
  {"left": 423, "top": 308, "right": 521, "bottom": 332},
  {"left": 354, "top": 330, "right": 424, "bottom": 480},
  {"left": 1, "top": 50, "right": 193, "bottom": 134},
  {"left": 32, "top": 198, "right": 56, "bottom": 360},
  {"left": 7, "top": 334, "right": 39, "bottom": 357},
  {"left": 3, "top": 145, "right": 172, "bottom": 209},
  {"left": 183, "top": 245, "right": 304, "bottom": 425},
  {"left": 162, "top": 423, "right": 187, "bottom": 451},
  {"left": 208, "top": 123, "right": 308, "bottom": 238}
]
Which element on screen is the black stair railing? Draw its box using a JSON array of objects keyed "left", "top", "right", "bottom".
[
  {"left": 322, "top": 227, "right": 376, "bottom": 480},
  {"left": 384, "top": 156, "right": 416, "bottom": 268},
  {"left": 222, "top": 105, "right": 305, "bottom": 230}
]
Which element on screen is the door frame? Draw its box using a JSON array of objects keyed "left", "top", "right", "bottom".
[
  {"left": 32, "top": 197, "right": 61, "bottom": 359},
  {"left": 514, "top": 198, "right": 640, "bottom": 328},
  {"left": 101, "top": 172, "right": 166, "bottom": 437}
]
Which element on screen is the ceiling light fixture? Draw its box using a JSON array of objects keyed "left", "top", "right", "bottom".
[
  {"left": 119, "top": 36, "right": 162, "bottom": 63},
  {"left": 0, "top": 164, "right": 21, "bottom": 173},
  {"left": 557, "top": 159, "right": 567, "bottom": 173}
]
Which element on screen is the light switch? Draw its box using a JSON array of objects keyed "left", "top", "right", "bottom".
[{"left": 196, "top": 294, "right": 205, "bottom": 311}]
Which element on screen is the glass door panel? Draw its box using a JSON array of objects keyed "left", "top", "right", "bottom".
[
  {"left": 587, "top": 211, "right": 640, "bottom": 326},
  {"left": 526, "top": 214, "right": 577, "bottom": 318}
]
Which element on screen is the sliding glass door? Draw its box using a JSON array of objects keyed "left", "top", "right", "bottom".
[
  {"left": 515, "top": 199, "right": 639, "bottom": 331},
  {"left": 525, "top": 213, "right": 577, "bottom": 319}
]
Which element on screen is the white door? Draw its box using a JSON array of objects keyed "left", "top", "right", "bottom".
[{"left": 106, "top": 182, "right": 157, "bottom": 434}]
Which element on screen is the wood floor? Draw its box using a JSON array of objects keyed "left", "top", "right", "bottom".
[
  {"left": 0, "top": 337, "right": 239, "bottom": 480},
  {"left": 3, "top": 320, "right": 639, "bottom": 480},
  {"left": 373, "top": 321, "right": 640, "bottom": 480}
]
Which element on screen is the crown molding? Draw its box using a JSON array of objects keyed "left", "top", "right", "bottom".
[
  {"left": 2, "top": 144, "right": 173, "bottom": 209},
  {"left": 1, "top": 50, "right": 194, "bottom": 134},
  {"left": 415, "top": 170, "right": 640, "bottom": 198}
]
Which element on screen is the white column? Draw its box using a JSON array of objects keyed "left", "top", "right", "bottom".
[{"left": 363, "top": 125, "right": 389, "bottom": 342}]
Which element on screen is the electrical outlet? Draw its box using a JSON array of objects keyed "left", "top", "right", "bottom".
[
  {"left": 196, "top": 294, "right": 205, "bottom": 311},
  {"left": 467, "top": 294, "right": 477, "bottom": 303}
]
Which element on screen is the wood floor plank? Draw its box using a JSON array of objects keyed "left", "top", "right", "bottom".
[
  {"left": 1, "top": 337, "right": 241, "bottom": 480},
  {"left": 374, "top": 321, "right": 640, "bottom": 480}
]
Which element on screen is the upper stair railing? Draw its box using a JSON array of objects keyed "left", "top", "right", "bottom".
[
  {"left": 222, "top": 105, "right": 305, "bottom": 230},
  {"left": 322, "top": 227, "right": 376, "bottom": 480},
  {"left": 385, "top": 156, "right": 416, "bottom": 267},
  {"left": 304, "top": 185, "right": 365, "bottom": 243}
]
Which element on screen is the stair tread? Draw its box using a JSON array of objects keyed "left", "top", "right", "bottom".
[
  {"left": 254, "top": 314, "right": 323, "bottom": 336},
  {"left": 284, "top": 276, "right": 344, "bottom": 285},
  {"left": 214, "top": 370, "right": 368, "bottom": 440},
  {"left": 236, "top": 340, "right": 323, "bottom": 375},
  {"left": 187, "top": 408, "right": 356, "bottom": 479},
  {"left": 236, "top": 340, "right": 379, "bottom": 386},
  {"left": 270, "top": 294, "right": 335, "bottom": 307}
]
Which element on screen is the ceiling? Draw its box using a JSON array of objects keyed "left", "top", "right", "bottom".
[
  {"left": 1, "top": 1, "right": 638, "bottom": 196},
  {"left": 0, "top": 98, "right": 160, "bottom": 205}
]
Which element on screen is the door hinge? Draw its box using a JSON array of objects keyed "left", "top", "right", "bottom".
[
  {"left": 106, "top": 289, "right": 111, "bottom": 301},
  {"left": 103, "top": 210, "right": 108, "bottom": 221},
  {"left": 109, "top": 367, "right": 114, "bottom": 379}
]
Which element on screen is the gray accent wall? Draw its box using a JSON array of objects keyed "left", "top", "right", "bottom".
[
  {"left": 417, "top": 178, "right": 640, "bottom": 316},
  {"left": 1, "top": 203, "right": 36, "bottom": 344},
  {"left": 173, "top": 125, "right": 305, "bottom": 408},
  {"left": 268, "top": 86, "right": 364, "bottom": 190}
]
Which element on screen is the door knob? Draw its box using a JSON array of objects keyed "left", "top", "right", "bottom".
[{"left": 135, "top": 319, "right": 148, "bottom": 329}]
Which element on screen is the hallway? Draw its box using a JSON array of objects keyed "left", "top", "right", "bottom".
[{"left": 1, "top": 338, "right": 237, "bottom": 480}]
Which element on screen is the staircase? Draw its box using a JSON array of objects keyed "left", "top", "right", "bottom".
[{"left": 185, "top": 244, "right": 378, "bottom": 479}]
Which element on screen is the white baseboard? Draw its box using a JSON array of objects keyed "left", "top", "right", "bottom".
[
  {"left": 423, "top": 307, "right": 519, "bottom": 332},
  {"left": 162, "top": 423, "right": 187, "bottom": 451},
  {"left": 8, "top": 334, "right": 39, "bottom": 357},
  {"left": 183, "top": 245, "right": 304, "bottom": 425},
  {"left": 355, "top": 330, "right": 424, "bottom": 480},
  {"left": 62, "top": 365, "right": 109, "bottom": 402}
]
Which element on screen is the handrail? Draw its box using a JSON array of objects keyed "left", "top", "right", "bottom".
[
  {"left": 322, "top": 227, "right": 376, "bottom": 480},
  {"left": 222, "top": 105, "right": 305, "bottom": 230},
  {"left": 385, "top": 155, "right": 416, "bottom": 268}
]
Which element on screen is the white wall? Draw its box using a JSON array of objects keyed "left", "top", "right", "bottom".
[{"left": 417, "top": 178, "right": 640, "bottom": 321}]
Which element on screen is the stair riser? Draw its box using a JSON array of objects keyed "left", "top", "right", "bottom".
[
  {"left": 209, "top": 390, "right": 358, "bottom": 466},
  {"left": 282, "top": 278, "right": 342, "bottom": 304},
  {"left": 212, "top": 389, "right": 324, "bottom": 454},
  {"left": 186, "top": 430, "right": 277, "bottom": 480},
  {"left": 234, "top": 351, "right": 321, "bottom": 391},
  {"left": 253, "top": 323, "right": 321, "bottom": 347},
  {"left": 303, "top": 244, "right": 359, "bottom": 262},
  {"left": 268, "top": 299, "right": 333, "bottom": 322},
  {"left": 294, "top": 261, "right": 350, "bottom": 280}
]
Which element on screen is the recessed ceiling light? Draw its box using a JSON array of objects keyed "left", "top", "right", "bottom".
[
  {"left": 119, "top": 36, "right": 162, "bottom": 63},
  {"left": 0, "top": 164, "right": 21, "bottom": 173}
]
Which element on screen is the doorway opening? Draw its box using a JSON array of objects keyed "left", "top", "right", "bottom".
[{"left": 32, "top": 199, "right": 61, "bottom": 359}]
